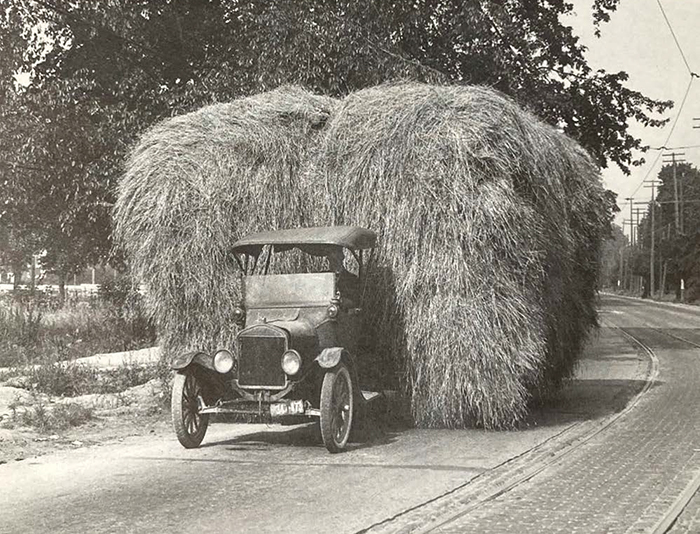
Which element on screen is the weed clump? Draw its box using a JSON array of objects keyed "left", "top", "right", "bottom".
[
  {"left": 6, "top": 395, "right": 93, "bottom": 432},
  {"left": 25, "top": 359, "right": 159, "bottom": 397}
]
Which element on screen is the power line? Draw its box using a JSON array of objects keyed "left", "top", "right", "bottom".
[
  {"left": 650, "top": 144, "right": 700, "bottom": 151},
  {"left": 655, "top": 0, "right": 699, "bottom": 77},
  {"left": 663, "top": 77, "right": 695, "bottom": 146},
  {"left": 619, "top": 77, "right": 695, "bottom": 213},
  {"left": 619, "top": 0, "right": 698, "bottom": 216}
]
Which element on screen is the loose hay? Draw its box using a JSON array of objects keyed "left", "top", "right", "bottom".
[
  {"left": 317, "top": 83, "right": 608, "bottom": 428},
  {"left": 114, "top": 86, "right": 337, "bottom": 357},
  {"left": 115, "top": 82, "right": 608, "bottom": 430}
]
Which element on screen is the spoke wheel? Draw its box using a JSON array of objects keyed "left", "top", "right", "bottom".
[
  {"left": 320, "top": 364, "right": 354, "bottom": 453},
  {"left": 171, "top": 370, "right": 209, "bottom": 449}
]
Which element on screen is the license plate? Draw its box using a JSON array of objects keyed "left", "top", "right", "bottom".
[{"left": 270, "top": 400, "right": 305, "bottom": 417}]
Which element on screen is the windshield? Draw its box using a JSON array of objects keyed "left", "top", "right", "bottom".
[
  {"left": 235, "top": 245, "right": 361, "bottom": 277},
  {"left": 244, "top": 273, "right": 336, "bottom": 308}
]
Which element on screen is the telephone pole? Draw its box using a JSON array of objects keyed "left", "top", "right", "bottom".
[
  {"left": 644, "top": 180, "right": 661, "bottom": 297},
  {"left": 633, "top": 207, "right": 646, "bottom": 247},
  {"left": 623, "top": 219, "right": 635, "bottom": 249},
  {"left": 625, "top": 197, "right": 635, "bottom": 245},
  {"left": 662, "top": 151, "right": 686, "bottom": 234}
]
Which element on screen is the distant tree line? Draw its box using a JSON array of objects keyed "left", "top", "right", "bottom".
[{"left": 601, "top": 163, "right": 700, "bottom": 301}]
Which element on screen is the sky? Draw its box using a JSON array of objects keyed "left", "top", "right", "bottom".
[{"left": 567, "top": 0, "right": 700, "bottom": 233}]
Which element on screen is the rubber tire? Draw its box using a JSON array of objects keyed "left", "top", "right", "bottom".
[
  {"left": 320, "top": 364, "right": 354, "bottom": 453},
  {"left": 171, "top": 370, "right": 209, "bottom": 449}
]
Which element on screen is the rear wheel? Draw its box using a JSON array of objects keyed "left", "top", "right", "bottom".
[
  {"left": 320, "top": 364, "right": 354, "bottom": 453},
  {"left": 171, "top": 370, "right": 209, "bottom": 449}
]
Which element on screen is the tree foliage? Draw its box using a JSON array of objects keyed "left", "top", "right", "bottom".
[
  {"left": 0, "top": 0, "right": 673, "bottom": 286},
  {"left": 633, "top": 163, "right": 700, "bottom": 300}
]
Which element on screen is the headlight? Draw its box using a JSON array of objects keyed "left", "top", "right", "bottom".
[
  {"left": 281, "top": 350, "right": 301, "bottom": 376},
  {"left": 327, "top": 304, "right": 339, "bottom": 318},
  {"left": 232, "top": 307, "right": 246, "bottom": 325},
  {"left": 214, "top": 349, "right": 234, "bottom": 374}
]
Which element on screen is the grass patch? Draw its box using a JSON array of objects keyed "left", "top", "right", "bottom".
[
  {"left": 24, "top": 360, "right": 160, "bottom": 397},
  {"left": 0, "top": 286, "right": 156, "bottom": 368},
  {"left": 5, "top": 394, "right": 93, "bottom": 433}
]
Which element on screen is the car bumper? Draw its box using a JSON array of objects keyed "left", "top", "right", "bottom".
[{"left": 199, "top": 398, "right": 320, "bottom": 419}]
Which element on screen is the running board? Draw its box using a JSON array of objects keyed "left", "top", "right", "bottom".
[{"left": 360, "top": 390, "right": 381, "bottom": 403}]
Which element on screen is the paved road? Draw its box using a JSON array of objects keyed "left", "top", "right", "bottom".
[
  {"left": 1, "top": 295, "right": 693, "bottom": 533},
  {"left": 0, "top": 413, "right": 574, "bottom": 534},
  {"left": 411, "top": 295, "right": 700, "bottom": 533}
]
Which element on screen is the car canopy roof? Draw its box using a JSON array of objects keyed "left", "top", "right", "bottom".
[{"left": 232, "top": 226, "right": 377, "bottom": 255}]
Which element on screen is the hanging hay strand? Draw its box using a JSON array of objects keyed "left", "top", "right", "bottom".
[
  {"left": 113, "top": 86, "right": 337, "bottom": 357},
  {"left": 316, "top": 83, "right": 608, "bottom": 428}
]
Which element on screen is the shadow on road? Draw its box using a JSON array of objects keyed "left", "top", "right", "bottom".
[
  {"left": 200, "top": 403, "right": 411, "bottom": 452},
  {"left": 523, "top": 378, "right": 658, "bottom": 430},
  {"left": 198, "top": 372, "right": 656, "bottom": 449}
]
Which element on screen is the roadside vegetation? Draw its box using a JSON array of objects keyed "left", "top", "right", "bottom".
[
  {"left": 0, "top": 277, "right": 155, "bottom": 368},
  {"left": 600, "top": 163, "right": 700, "bottom": 302},
  {"left": 5, "top": 395, "right": 94, "bottom": 433},
  {"left": 0, "top": 278, "right": 163, "bottom": 434}
]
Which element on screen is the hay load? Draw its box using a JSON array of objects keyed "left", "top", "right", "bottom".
[
  {"left": 114, "top": 86, "right": 336, "bottom": 356},
  {"left": 317, "top": 83, "right": 608, "bottom": 428},
  {"left": 115, "top": 82, "right": 607, "bottom": 430}
]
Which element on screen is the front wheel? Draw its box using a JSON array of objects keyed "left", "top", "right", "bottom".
[
  {"left": 171, "top": 370, "right": 209, "bottom": 449},
  {"left": 320, "top": 364, "right": 354, "bottom": 453}
]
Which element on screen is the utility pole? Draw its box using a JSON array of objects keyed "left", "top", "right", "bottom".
[
  {"left": 618, "top": 248, "right": 624, "bottom": 289},
  {"left": 624, "top": 201, "right": 649, "bottom": 295},
  {"left": 633, "top": 208, "right": 645, "bottom": 236},
  {"left": 625, "top": 197, "right": 635, "bottom": 245},
  {"left": 644, "top": 180, "right": 661, "bottom": 297},
  {"left": 622, "top": 219, "right": 635, "bottom": 251},
  {"left": 680, "top": 168, "right": 685, "bottom": 234},
  {"left": 662, "top": 151, "right": 686, "bottom": 234},
  {"left": 633, "top": 207, "right": 646, "bottom": 295}
]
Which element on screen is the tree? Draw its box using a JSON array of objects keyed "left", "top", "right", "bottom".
[
  {"left": 633, "top": 163, "right": 700, "bottom": 301},
  {"left": 12, "top": 1, "right": 673, "bottom": 168},
  {"left": 0, "top": 0, "right": 673, "bottom": 296}
]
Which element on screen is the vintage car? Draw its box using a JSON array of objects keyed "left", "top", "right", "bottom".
[{"left": 170, "top": 225, "right": 380, "bottom": 453}]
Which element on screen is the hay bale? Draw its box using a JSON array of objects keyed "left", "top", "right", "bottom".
[
  {"left": 114, "top": 86, "right": 337, "bottom": 356},
  {"left": 316, "top": 83, "right": 608, "bottom": 428}
]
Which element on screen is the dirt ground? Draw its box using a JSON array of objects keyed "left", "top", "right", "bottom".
[
  {"left": 0, "top": 376, "right": 173, "bottom": 465},
  {"left": 0, "top": 404, "right": 172, "bottom": 465}
]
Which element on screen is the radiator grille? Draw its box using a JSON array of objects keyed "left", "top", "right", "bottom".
[{"left": 238, "top": 335, "right": 286, "bottom": 387}]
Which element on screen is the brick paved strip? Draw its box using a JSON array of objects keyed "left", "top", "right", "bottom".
[
  {"left": 649, "top": 465, "right": 700, "bottom": 533},
  {"left": 429, "top": 297, "right": 700, "bottom": 533},
  {"left": 362, "top": 320, "right": 657, "bottom": 534},
  {"left": 360, "top": 422, "right": 587, "bottom": 534},
  {"left": 668, "top": 487, "right": 700, "bottom": 534}
]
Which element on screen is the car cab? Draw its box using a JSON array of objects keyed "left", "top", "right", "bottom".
[{"left": 170, "top": 225, "right": 379, "bottom": 452}]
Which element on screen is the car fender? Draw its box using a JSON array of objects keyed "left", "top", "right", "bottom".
[
  {"left": 170, "top": 351, "right": 215, "bottom": 371},
  {"left": 316, "top": 347, "right": 368, "bottom": 405},
  {"left": 315, "top": 347, "right": 348, "bottom": 369}
]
